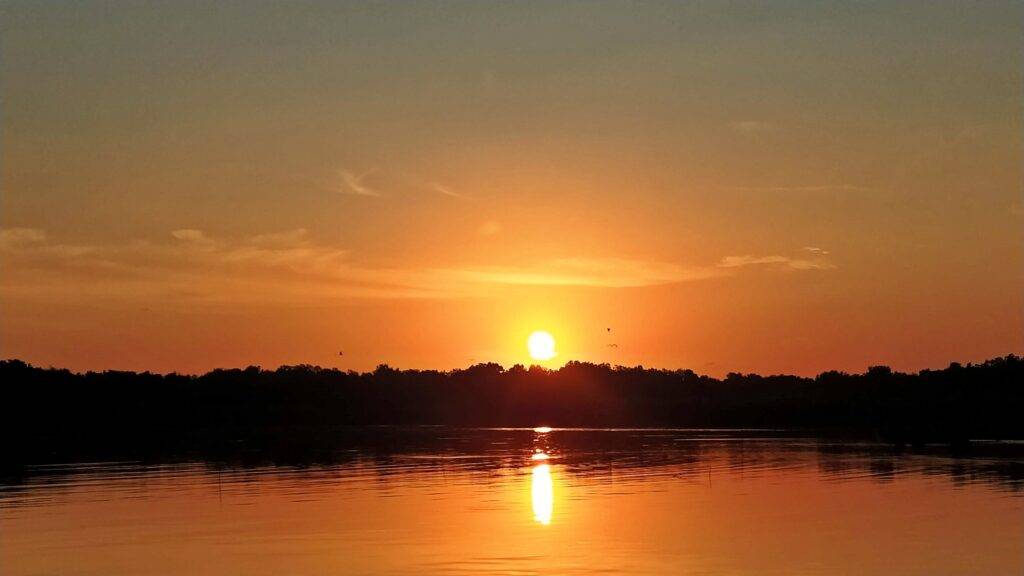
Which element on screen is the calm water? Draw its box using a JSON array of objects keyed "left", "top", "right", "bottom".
[{"left": 2, "top": 428, "right": 1022, "bottom": 575}]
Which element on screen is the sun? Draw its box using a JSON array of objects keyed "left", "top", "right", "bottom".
[{"left": 527, "top": 330, "right": 557, "bottom": 361}]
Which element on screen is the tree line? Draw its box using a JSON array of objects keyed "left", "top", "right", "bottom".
[{"left": 2, "top": 355, "right": 1021, "bottom": 444}]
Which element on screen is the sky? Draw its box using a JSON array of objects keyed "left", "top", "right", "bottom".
[{"left": 1, "top": 1, "right": 1021, "bottom": 376}]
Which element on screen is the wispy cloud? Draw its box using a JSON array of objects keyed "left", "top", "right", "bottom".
[
  {"left": 718, "top": 254, "right": 835, "bottom": 270},
  {"left": 170, "top": 228, "right": 218, "bottom": 250},
  {"left": 0, "top": 227, "right": 420, "bottom": 306},
  {"left": 441, "top": 250, "right": 836, "bottom": 288},
  {"left": 718, "top": 255, "right": 789, "bottom": 268},
  {"left": 334, "top": 168, "right": 470, "bottom": 202},
  {"left": 727, "top": 184, "right": 878, "bottom": 193},
  {"left": 249, "top": 228, "right": 313, "bottom": 248},
  {"left": 338, "top": 169, "right": 381, "bottom": 197},
  {"left": 0, "top": 227, "right": 47, "bottom": 247},
  {"left": 170, "top": 229, "right": 207, "bottom": 242},
  {"left": 430, "top": 182, "right": 469, "bottom": 200},
  {"left": 0, "top": 227, "right": 96, "bottom": 258},
  {"left": 1, "top": 228, "right": 838, "bottom": 309},
  {"left": 802, "top": 246, "right": 830, "bottom": 255},
  {"left": 443, "top": 257, "right": 725, "bottom": 289}
]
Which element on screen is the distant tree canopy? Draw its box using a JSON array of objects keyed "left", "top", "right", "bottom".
[{"left": 2, "top": 356, "right": 1022, "bottom": 443}]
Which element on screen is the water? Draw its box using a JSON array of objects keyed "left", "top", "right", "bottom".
[{"left": 2, "top": 428, "right": 1022, "bottom": 575}]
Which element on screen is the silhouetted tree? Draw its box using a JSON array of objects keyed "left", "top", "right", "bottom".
[{"left": 1, "top": 356, "right": 1021, "bottom": 444}]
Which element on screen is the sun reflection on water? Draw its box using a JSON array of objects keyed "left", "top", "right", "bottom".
[{"left": 531, "top": 462, "right": 554, "bottom": 525}]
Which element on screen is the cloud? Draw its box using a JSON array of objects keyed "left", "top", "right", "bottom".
[
  {"left": 784, "top": 259, "right": 837, "bottom": 271},
  {"left": 334, "top": 169, "right": 470, "bottom": 201},
  {"left": 431, "top": 183, "right": 469, "bottom": 200},
  {"left": 249, "top": 228, "right": 312, "bottom": 248},
  {"left": 728, "top": 184, "right": 878, "bottom": 193},
  {"left": 171, "top": 229, "right": 207, "bottom": 242},
  {"left": 0, "top": 227, "right": 96, "bottom": 260},
  {"left": 171, "top": 228, "right": 218, "bottom": 251},
  {"left": 441, "top": 258, "right": 725, "bottom": 288},
  {"left": 338, "top": 169, "right": 381, "bottom": 197},
  {"left": 718, "top": 254, "right": 836, "bottom": 270},
  {"left": 0, "top": 228, "right": 837, "bottom": 309},
  {"left": 0, "top": 227, "right": 426, "bottom": 306},
  {"left": 0, "top": 227, "right": 47, "bottom": 247},
  {"left": 718, "top": 255, "right": 789, "bottom": 268},
  {"left": 802, "top": 246, "right": 830, "bottom": 255}
]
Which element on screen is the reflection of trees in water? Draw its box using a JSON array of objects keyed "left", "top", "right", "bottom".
[{"left": 2, "top": 429, "right": 1021, "bottom": 508}]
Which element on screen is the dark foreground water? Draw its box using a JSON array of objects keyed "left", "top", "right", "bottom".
[{"left": 2, "top": 428, "right": 1022, "bottom": 575}]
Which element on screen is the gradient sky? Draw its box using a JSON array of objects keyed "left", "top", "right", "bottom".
[{"left": 2, "top": 1, "right": 1021, "bottom": 375}]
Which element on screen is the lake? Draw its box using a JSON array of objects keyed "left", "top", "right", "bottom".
[{"left": 2, "top": 428, "right": 1021, "bottom": 575}]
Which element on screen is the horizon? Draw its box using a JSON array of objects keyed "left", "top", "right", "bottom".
[{"left": 3, "top": 352, "right": 1019, "bottom": 380}]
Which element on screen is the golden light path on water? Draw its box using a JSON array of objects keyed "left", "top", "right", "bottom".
[
  {"left": 531, "top": 462, "right": 553, "bottom": 525},
  {"left": 530, "top": 425, "right": 555, "bottom": 525}
]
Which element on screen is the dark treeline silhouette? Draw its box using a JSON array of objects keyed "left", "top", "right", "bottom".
[{"left": 2, "top": 356, "right": 1022, "bottom": 448}]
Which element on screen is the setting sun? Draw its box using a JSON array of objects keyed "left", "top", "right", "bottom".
[{"left": 527, "top": 331, "right": 557, "bottom": 361}]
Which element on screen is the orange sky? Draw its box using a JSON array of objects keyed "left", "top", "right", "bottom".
[{"left": 1, "top": 2, "right": 1021, "bottom": 375}]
